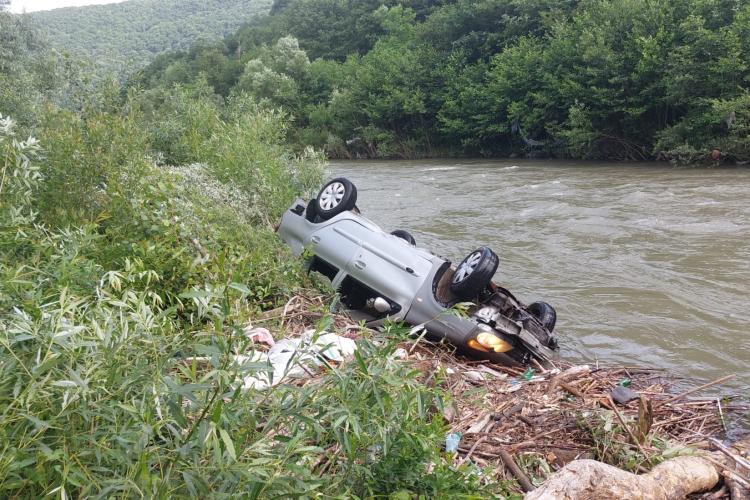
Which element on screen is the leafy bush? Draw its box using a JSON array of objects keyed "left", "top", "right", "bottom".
[
  {"left": 133, "top": 85, "right": 324, "bottom": 224},
  {"left": 1, "top": 102, "right": 506, "bottom": 496},
  {"left": 0, "top": 278, "right": 499, "bottom": 496},
  {"left": 35, "top": 106, "right": 151, "bottom": 228},
  {"left": 130, "top": 80, "right": 223, "bottom": 166},
  {"left": 0, "top": 114, "right": 41, "bottom": 224},
  {"left": 656, "top": 91, "right": 750, "bottom": 163}
]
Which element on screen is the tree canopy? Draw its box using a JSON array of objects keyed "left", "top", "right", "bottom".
[
  {"left": 22, "top": 0, "right": 750, "bottom": 162},
  {"left": 132, "top": 0, "right": 749, "bottom": 161},
  {"left": 26, "top": 0, "right": 273, "bottom": 77}
]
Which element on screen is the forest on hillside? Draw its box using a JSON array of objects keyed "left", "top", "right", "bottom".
[
  {"left": 27, "top": 0, "right": 272, "bottom": 77},
  {"left": 133, "top": 0, "right": 750, "bottom": 163}
]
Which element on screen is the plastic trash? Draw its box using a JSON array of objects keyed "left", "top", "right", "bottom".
[
  {"left": 313, "top": 332, "right": 357, "bottom": 362},
  {"left": 610, "top": 386, "right": 639, "bottom": 405},
  {"left": 239, "top": 330, "right": 358, "bottom": 391},
  {"left": 445, "top": 432, "right": 462, "bottom": 453},
  {"left": 244, "top": 326, "right": 276, "bottom": 347}
]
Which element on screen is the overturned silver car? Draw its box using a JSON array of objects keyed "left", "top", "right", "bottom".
[{"left": 277, "top": 177, "right": 560, "bottom": 366}]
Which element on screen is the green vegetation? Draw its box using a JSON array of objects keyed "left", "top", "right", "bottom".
[
  {"left": 26, "top": 0, "right": 272, "bottom": 77},
  {"left": 135, "top": 0, "right": 750, "bottom": 163},
  {"left": 0, "top": 10, "right": 509, "bottom": 497}
]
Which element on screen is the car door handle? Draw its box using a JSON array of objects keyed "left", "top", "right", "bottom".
[
  {"left": 310, "top": 235, "right": 321, "bottom": 244},
  {"left": 353, "top": 260, "right": 366, "bottom": 270}
]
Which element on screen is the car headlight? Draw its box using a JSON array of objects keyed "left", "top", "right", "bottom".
[{"left": 475, "top": 332, "right": 513, "bottom": 353}]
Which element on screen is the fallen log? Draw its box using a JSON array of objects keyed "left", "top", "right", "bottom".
[{"left": 525, "top": 455, "right": 719, "bottom": 500}]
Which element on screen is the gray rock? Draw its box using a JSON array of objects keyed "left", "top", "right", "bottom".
[{"left": 610, "top": 386, "right": 639, "bottom": 405}]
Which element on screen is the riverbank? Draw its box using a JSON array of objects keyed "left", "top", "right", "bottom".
[
  {"left": 2, "top": 94, "right": 747, "bottom": 495},
  {"left": 254, "top": 291, "right": 749, "bottom": 498},
  {"left": 324, "top": 148, "right": 749, "bottom": 167}
]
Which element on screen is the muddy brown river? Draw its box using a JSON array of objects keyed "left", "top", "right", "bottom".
[{"left": 331, "top": 159, "right": 750, "bottom": 394}]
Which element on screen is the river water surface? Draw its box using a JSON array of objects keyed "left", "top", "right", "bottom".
[{"left": 331, "top": 159, "right": 750, "bottom": 392}]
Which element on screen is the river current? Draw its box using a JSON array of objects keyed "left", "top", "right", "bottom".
[{"left": 330, "top": 159, "right": 750, "bottom": 392}]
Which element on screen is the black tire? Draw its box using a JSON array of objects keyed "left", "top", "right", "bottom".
[
  {"left": 304, "top": 198, "right": 318, "bottom": 222},
  {"left": 449, "top": 246, "right": 499, "bottom": 299},
  {"left": 314, "top": 178, "right": 357, "bottom": 220},
  {"left": 391, "top": 229, "right": 416, "bottom": 245},
  {"left": 526, "top": 301, "right": 557, "bottom": 332}
]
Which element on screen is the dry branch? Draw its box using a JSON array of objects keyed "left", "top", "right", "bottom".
[
  {"left": 269, "top": 294, "right": 746, "bottom": 498},
  {"left": 498, "top": 448, "right": 535, "bottom": 492}
]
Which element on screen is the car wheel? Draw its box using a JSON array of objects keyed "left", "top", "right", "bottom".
[
  {"left": 315, "top": 178, "right": 357, "bottom": 220},
  {"left": 526, "top": 301, "right": 557, "bottom": 332},
  {"left": 450, "top": 246, "right": 498, "bottom": 298},
  {"left": 391, "top": 229, "right": 416, "bottom": 245}
]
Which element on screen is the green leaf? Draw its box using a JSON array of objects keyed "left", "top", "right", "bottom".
[
  {"left": 211, "top": 399, "right": 223, "bottom": 424},
  {"left": 179, "top": 289, "right": 214, "bottom": 299},
  {"left": 353, "top": 349, "right": 369, "bottom": 375},
  {"left": 228, "top": 282, "right": 251, "bottom": 294},
  {"left": 219, "top": 428, "right": 237, "bottom": 461}
]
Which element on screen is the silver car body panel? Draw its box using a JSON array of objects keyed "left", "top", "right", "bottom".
[{"left": 279, "top": 200, "right": 440, "bottom": 321}]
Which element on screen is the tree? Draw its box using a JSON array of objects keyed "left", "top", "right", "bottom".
[{"left": 27, "top": 0, "right": 273, "bottom": 78}]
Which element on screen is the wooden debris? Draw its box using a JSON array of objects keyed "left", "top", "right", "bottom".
[
  {"left": 498, "top": 448, "right": 535, "bottom": 492},
  {"left": 656, "top": 374, "right": 736, "bottom": 408},
  {"left": 257, "top": 295, "right": 746, "bottom": 498},
  {"left": 401, "top": 340, "right": 744, "bottom": 498},
  {"left": 636, "top": 396, "right": 653, "bottom": 444}
]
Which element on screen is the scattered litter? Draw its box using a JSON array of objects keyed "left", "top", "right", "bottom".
[
  {"left": 239, "top": 330, "right": 358, "bottom": 391},
  {"left": 467, "top": 413, "right": 493, "bottom": 434},
  {"left": 610, "top": 386, "right": 639, "bottom": 405},
  {"left": 477, "top": 365, "right": 508, "bottom": 380},
  {"left": 246, "top": 292, "right": 745, "bottom": 497},
  {"left": 445, "top": 433, "right": 462, "bottom": 453},
  {"left": 313, "top": 332, "right": 357, "bottom": 361},
  {"left": 443, "top": 402, "right": 458, "bottom": 423},
  {"left": 464, "top": 370, "right": 486, "bottom": 382},
  {"left": 499, "top": 378, "right": 521, "bottom": 394},
  {"left": 390, "top": 347, "right": 408, "bottom": 360},
  {"left": 244, "top": 326, "right": 276, "bottom": 347},
  {"left": 396, "top": 338, "right": 743, "bottom": 497}
]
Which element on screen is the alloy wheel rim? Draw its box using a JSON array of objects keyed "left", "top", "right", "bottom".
[
  {"left": 319, "top": 182, "right": 346, "bottom": 210},
  {"left": 453, "top": 251, "right": 482, "bottom": 283}
]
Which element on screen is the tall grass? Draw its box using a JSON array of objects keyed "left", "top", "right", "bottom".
[{"left": 0, "top": 96, "right": 506, "bottom": 497}]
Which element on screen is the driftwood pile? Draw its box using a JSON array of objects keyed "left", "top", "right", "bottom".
[
  {"left": 255, "top": 292, "right": 356, "bottom": 337},
  {"left": 404, "top": 339, "right": 749, "bottom": 498},
  {"left": 256, "top": 292, "right": 749, "bottom": 498}
]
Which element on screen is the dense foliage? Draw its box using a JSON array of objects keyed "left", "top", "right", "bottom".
[
  {"left": 26, "top": 0, "right": 272, "bottom": 77},
  {"left": 136, "top": 0, "right": 750, "bottom": 162},
  {"left": 0, "top": 10, "right": 506, "bottom": 497}
]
